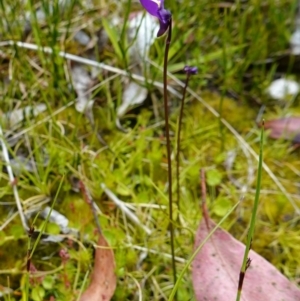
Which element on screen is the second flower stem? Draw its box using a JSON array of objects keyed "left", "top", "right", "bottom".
[{"left": 176, "top": 73, "right": 190, "bottom": 211}]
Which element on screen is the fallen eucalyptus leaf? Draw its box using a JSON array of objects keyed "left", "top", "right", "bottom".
[
  {"left": 192, "top": 218, "right": 300, "bottom": 301},
  {"left": 264, "top": 117, "right": 300, "bottom": 143},
  {"left": 80, "top": 233, "right": 116, "bottom": 301}
]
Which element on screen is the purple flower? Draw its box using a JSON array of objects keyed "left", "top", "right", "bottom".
[
  {"left": 184, "top": 66, "right": 198, "bottom": 75},
  {"left": 139, "top": 0, "right": 172, "bottom": 37}
]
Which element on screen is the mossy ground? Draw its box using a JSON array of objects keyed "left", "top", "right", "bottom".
[{"left": 0, "top": 1, "right": 300, "bottom": 300}]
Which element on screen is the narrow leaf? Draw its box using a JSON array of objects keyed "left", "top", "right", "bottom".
[{"left": 102, "top": 18, "right": 123, "bottom": 62}]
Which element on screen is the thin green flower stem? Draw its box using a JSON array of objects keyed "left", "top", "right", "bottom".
[
  {"left": 236, "top": 122, "right": 264, "bottom": 301},
  {"left": 163, "top": 19, "right": 177, "bottom": 287},
  {"left": 176, "top": 73, "right": 190, "bottom": 211}
]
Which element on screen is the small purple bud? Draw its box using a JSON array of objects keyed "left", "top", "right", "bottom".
[
  {"left": 139, "top": 0, "right": 172, "bottom": 37},
  {"left": 184, "top": 66, "right": 198, "bottom": 75}
]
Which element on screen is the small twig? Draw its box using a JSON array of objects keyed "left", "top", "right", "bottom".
[
  {"left": 101, "top": 183, "right": 152, "bottom": 235},
  {"left": 0, "top": 125, "right": 28, "bottom": 231},
  {"left": 25, "top": 224, "right": 34, "bottom": 300},
  {"left": 79, "top": 180, "right": 102, "bottom": 235},
  {"left": 200, "top": 169, "right": 209, "bottom": 230}
]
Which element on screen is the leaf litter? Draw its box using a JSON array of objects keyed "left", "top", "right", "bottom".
[
  {"left": 117, "top": 12, "right": 158, "bottom": 125},
  {"left": 2, "top": 103, "right": 47, "bottom": 128},
  {"left": 79, "top": 181, "right": 117, "bottom": 301},
  {"left": 79, "top": 233, "right": 117, "bottom": 301},
  {"left": 192, "top": 185, "right": 300, "bottom": 301},
  {"left": 264, "top": 117, "right": 300, "bottom": 143}
]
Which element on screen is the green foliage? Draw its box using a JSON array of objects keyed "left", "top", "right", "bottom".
[
  {"left": 45, "top": 222, "right": 61, "bottom": 235},
  {"left": 212, "top": 197, "right": 232, "bottom": 217},
  {"left": 30, "top": 286, "right": 45, "bottom": 301},
  {"left": 206, "top": 169, "right": 223, "bottom": 187},
  {"left": 42, "top": 275, "right": 55, "bottom": 290},
  {"left": 0, "top": 0, "right": 299, "bottom": 300}
]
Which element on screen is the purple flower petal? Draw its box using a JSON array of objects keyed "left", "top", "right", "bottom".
[
  {"left": 157, "top": 8, "right": 171, "bottom": 37},
  {"left": 139, "top": 0, "right": 161, "bottom": 18},
  {"left": 139, "top": 0, "right": 171, "bottom": 37},
  {"left": 157, "top": 18, "right": 170, "bottom": 37}
]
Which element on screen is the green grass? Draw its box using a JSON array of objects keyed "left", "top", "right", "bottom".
[{"left": 0, "top": 0, "right": 300, "bottom": 300}]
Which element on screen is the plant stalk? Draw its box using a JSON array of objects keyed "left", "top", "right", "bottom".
[
  {"left": 236, "top": 121, "right": 264, "bottom": 301},
  {"left": 163, "top": 18, "right": 177, "bottom": 288},
  {"left": 176, "top": 73, "right": 190, "bottom": 210}
]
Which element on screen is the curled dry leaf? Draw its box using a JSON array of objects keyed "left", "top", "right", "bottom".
[
  {"left": 116, "top": 12, "right": 158, "bottom": 121},
  {"left": 71, "top": 64, "right": 94, "bottom": 114},
  {"left": 40, "top": 206, "right": 69, "bottom": 233},
  {"left": 266, "top": 78, "right": 300, "bottom": 100},
  {"left": 80, "top": 233, "right": 116, "bottom": 301},
  {"left": 264, "top": 117, "right": 300, "bottom": 143},
  {"left": 2, "top": 103, "right": 47, "bottom": 127},
  {"left": 192, "top": 218, "right": 300, "bottom": 301},
  {"left": 128, "top": 12, "right": 159, "bottom": 61},
  {"left": 117, "top": 81, "right": 148, "bottom": 118}
]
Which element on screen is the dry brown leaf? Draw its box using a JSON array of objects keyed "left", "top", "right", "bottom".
[
  {"left": 192, "top": 218, "right": 300, "bottom": 301},
  {"left": 80, "top": 234, "right": 116, "bottom": 301},
  {"left": 71, "top": 64, "right": 94, "bottom": 114},
  {"left": 264, "top": 117, "right": 300, "bottom": 143}
]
